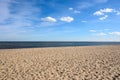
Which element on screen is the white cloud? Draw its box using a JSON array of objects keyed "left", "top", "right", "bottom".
[
  {"left": 116, "top": 11, "right": 120, "bottom": 15},
  {"left": 93, "top": 8, "right": 113, "bottom": 16},
  {"left": 104, "top": 29, "right": 109, "bottom": 30},
  {"left": 89, "top": 30, "right": 96, "bottom": 32},
  {"left": 78, "top": 2, "right": 92, "bottom": 9},
  {"left": 101, "top": 8, "right": 113, "bottom": 13},
  {"left": 95, "top": 0, "right": 108, "bottom": 3},
  {"left": 69, "top": 7, "right": 80, "bottom": 14},
  {"left": 109, "top": 31, "right": 120, "bottom": 35},
  {"left": 68, "top": 7, "right": 73, "bottom": 10},
  {"left": 78, "top": 0, "right": 108, "bottom": 10},
  {"left": 81, "top": 20, "right": 87, "bottom": 23},
  {"left": 0, "top": 0, "right": 42, "bottom": 38},
  {"left": 99, "top": 15, "right": 108, "bottom": 20},
  {"left": 97, "top": 32, "right": 107, "bottom": 36},
  {"left": 0, "top": 0, "right": 11, "bottom": 23},
  {"left": 114, "top": 10, "right": 120, "bottom": 15},
  {"left": 41, "top": 17, "right": 57, "bottom": 22},
  {"left": 93, "top": 8, "right": 120, "bottom": 20},
  {"left": 60, "top": 16, "right": 74, "bottom": 22},
  {"left": 74, "top": 10, "right": 80, "bottom": 13},
  {"left": 93, "top": 11, "right": 104, "bottom": 16}
]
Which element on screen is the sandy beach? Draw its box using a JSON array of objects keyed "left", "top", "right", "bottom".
[{"left": 0, "top": 45, "right": 120, "bottom": 80}]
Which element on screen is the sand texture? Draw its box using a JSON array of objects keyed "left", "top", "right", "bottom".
[{"left": 0, "top": 45, "right": 120, "bottom": 80}]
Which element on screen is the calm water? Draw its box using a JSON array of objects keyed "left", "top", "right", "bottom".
[{"left": 0, "top": 42, "right": 120, "bottom": 49}]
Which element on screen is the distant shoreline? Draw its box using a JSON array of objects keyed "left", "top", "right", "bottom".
[
  {"left": 0, "top": 41, "right": 120, "bottom": 49},
  {"left": 0, "top": 44, "right": 120, "bottom": 50}
]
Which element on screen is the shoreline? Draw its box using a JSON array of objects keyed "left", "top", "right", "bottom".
[{"left": 0, "top": 44, "right": 120, "bottom": 50}]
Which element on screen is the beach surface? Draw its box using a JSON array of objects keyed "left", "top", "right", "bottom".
[{"left": 0, "top": 45, "right": 120, "bottom": 80}]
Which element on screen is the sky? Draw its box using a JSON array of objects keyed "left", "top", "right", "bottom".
[{"left": 0, "top": 0, "right": 120, "bottom": 41}]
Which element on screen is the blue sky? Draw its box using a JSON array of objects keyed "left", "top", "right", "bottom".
[{"left": 0, "top": 0, "right": 120, "bottom": 41}]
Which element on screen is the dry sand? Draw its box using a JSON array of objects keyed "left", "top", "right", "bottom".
[{"left": 0, "top": 45, "right": 120, "bottom": 80}]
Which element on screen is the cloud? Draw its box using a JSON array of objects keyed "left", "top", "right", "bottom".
[
  {"left": 109, "top": 31, "right": 120, "bottom": 35},
  {"left": 68, "top": 7, "right": 73, "bottom": 10},
  {"left": 78, "top": 0, "right": 108, "bottom": 10},
  {"left": 114, "top": 10, "right": 120, "bottom": 15},
  {"left": 93, "top": 8, "right": 120, "bottom": 20},
  {"left": 78, "top": 2, "right": 92, "bottom": 9},
  {"left": 96, "top": 32, "right": 107, "bottom": 36},
  {"left": 93, "top": 8, "right": 113, "bottom": 16},
  {"left": 0, "top": 0, "right": 42, "bottom": 39},
  {"left": 89, "top": 29, "right": 107, "bottom": 36},
  {"left": 104, "top": 29, "right": 110, "bottom": 30},
  {"left": 41, "top": 17, "right": 57, "bottom": 22},
  {"left": 89, "top": 30, "right": 96, "bottom": 32},
  {"left": 94, "top": 8, "right": 120, "bottom": 16},
  {"left": 100, "top": 8, "right": 113, "bottom": 13},
  {"left": 60, "top": 16, "right": 74, "bottom": 22},
  {"left": 99, "top": 15, "right": 108, "bottom": 20},
  {"left": 94, "top": 0, "right": 108, "bottom": 3},
  {"left": 74, "top": 10, "right": 80, "bottom": 13},
  {"left": 68, "top": 7, "right": 80, "bottom": 14},
  {"left": 0, "top": 0, "right": 11, "bottom": 23},
  {"left": 81, "top": 20, "right": 87, "bottom": 23},
  {"left": 0, "top": 0, "right": 40, "bottom": 25},
  {"left": 38, "top": 22, "right": 56, "bottom": 27},
  {"left": 93, "top": 11, "right": 104, "bottom": 16}
]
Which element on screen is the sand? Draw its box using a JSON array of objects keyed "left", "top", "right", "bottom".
[{"left": 0, "top": 45, "right": 120, "bottom": 80}]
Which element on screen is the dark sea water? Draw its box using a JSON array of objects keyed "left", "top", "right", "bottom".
[{"left": 0, "top": 41, "right": 120, "bottom": 49}]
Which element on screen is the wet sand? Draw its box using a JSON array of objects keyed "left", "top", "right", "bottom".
[{"left": 0, "top": 45, "right": 120, "bottom": 80}]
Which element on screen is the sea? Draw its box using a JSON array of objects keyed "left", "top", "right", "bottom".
[{"left": 0, "top": 41, "right": 120, "bottom": 49}]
